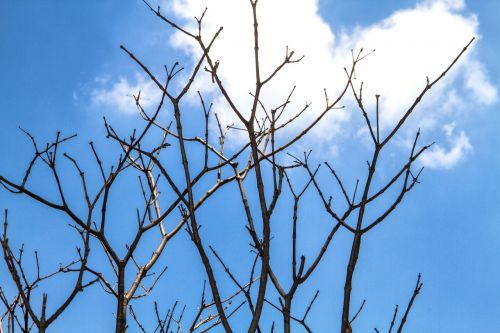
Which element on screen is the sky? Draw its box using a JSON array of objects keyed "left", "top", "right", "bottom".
[{"left": 0, "top": 0, "right": 499, "bottom": 332}]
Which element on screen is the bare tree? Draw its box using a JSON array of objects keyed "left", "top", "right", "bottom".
[{"left": 0, "top": 1, "right": 473, "bottom": 332}]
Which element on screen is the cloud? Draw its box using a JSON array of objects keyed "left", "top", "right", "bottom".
[
  {"left": 113, "top": 0, "right": 493, "bottom": 168},
  {"left": 166, "top": 0, "right": 351, "bottom": 144},
  {"left": 420, "top": 122, "right": 472, "bottom": 169},
  {"left": 334, "top": 0, "right": 496, "bottom": 130},
  {"left": 91, "top": 73, "right": 162, "bottom": 115},
  {"left": 463, "top": 60, "right": 498, "bottom": 105}
]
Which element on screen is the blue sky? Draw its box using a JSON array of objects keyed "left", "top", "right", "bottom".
[{"left": 1, "top": 0, "right": 499, "bottom": 332}]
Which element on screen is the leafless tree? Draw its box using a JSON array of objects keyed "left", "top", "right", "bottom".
[{"left": 0, "top": 1, "right": 473, "bottom": 332}]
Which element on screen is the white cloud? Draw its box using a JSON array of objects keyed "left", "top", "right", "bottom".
[
  {"left": 166, "top": 0, "right": 350, "bottom": 144},
  {"left": 421, "top": 0, "right": 465, "bottom": 11},
  {"left": 420, "top": 122, "right": 472, "bottom": 169},
  {"left": 463, "top": 60, "right": 498, "bottom": 105},
  {"left": 149, "top": 0, "right": 495, "bottom": 168},
  {"left": 91, "top": 73, "right": 162, "bottom": 115}
]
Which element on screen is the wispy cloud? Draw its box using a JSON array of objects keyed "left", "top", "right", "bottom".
[
  {"left": 420, "top": 122, "right": 472, "bottom": 169},
  {"left": 463, "top": 59, "right": 498, "bottom": 105},
  {"left": 91, "top": 73, "right": 162, "bottom": 115}
]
